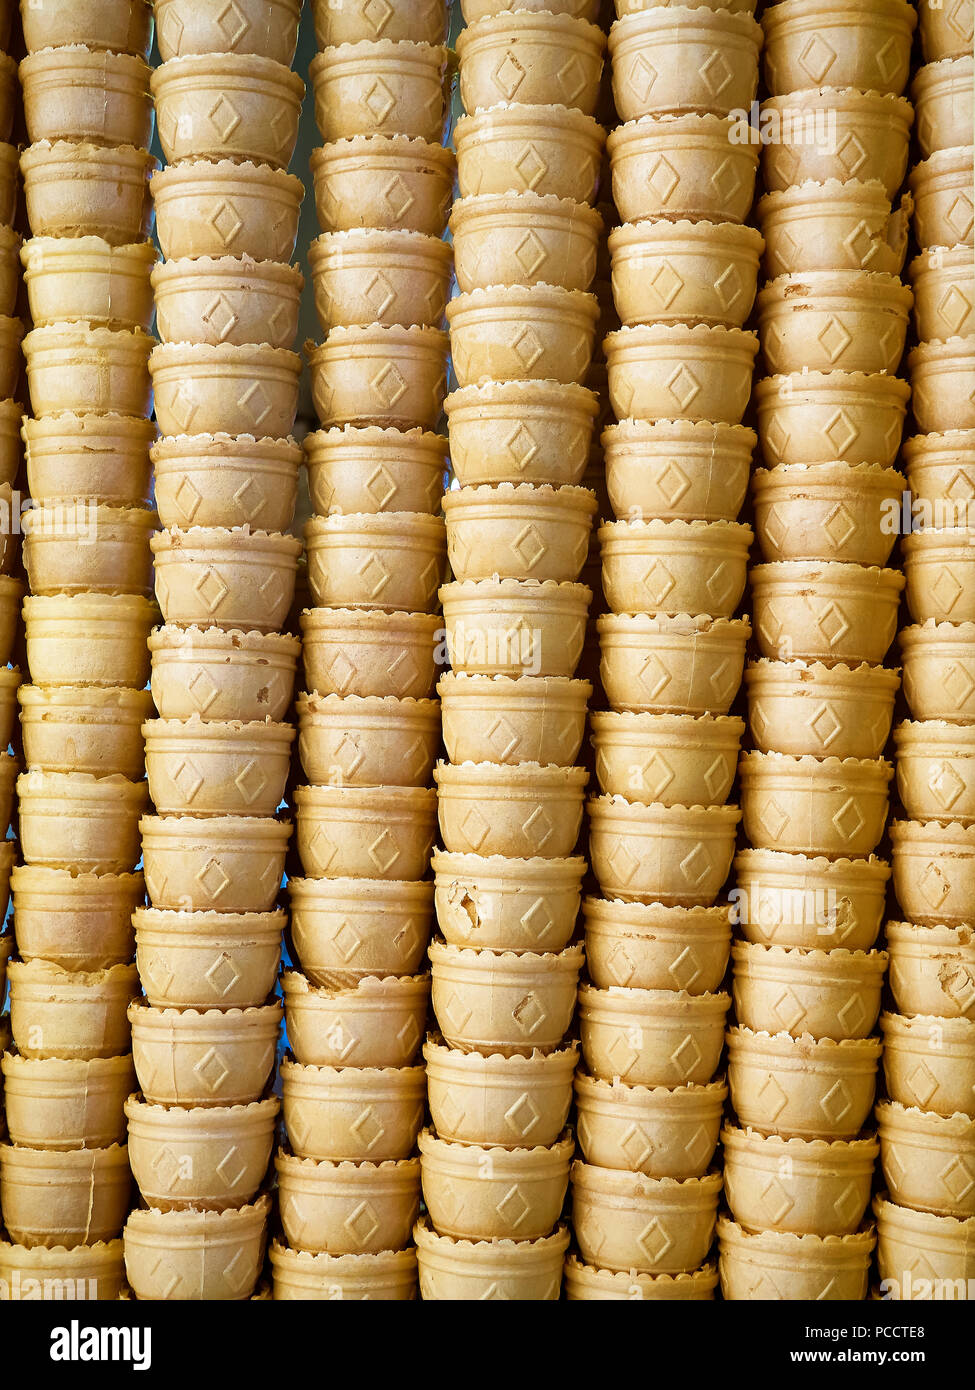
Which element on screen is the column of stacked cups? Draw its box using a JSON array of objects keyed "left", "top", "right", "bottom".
[
  {"left": 721, "top": 0, "right": 918, "bottom": 1302},
  {"left": 274, "top": 1, "right": 451, "bottom": 1306},
  {"left": 418, "top": 2, "right": 606, "bottom": 1302},
  {"left": 880, "top": 0, "right": 975, "bottom": 1302},
  {"left": 121, "top": 0, "right": 306, "bottom": 1303},
  {"left": 0, "top": 0, "right": 159, "bottom": 1304},
  {"left": 570, "top": 0, "right": 762, "bottom": 1304}
]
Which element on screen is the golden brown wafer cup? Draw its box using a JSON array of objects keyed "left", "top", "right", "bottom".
[
  {"left": 435, "top": 760, "right": 587, "bottom": 859},
  {"left": 597, "top": 612, "right": 750, "bottom": 715},
  {"left": 23, "top": 0, "right": 152, "bottom": 57},
  {"left": 125, "top": 1094, "right": 278, "bottom": 1212},
  {"left": 564, "top": 1254, "right": 718, "bottom": 1301},
  {"left": 304, "top": 426, "right": 445, "bottom": 517},
  {"left": 11, "top": 867, "right": 141, "bottom": 971},
  {"left": 310, "top": 134, "right": 454, "bottom": 238},
  {"left": 20, "top": 236, "right": 155, "bottom": 332},
  {"left": 276, "top": 1151, "right": 420, "bottom": 1255},
  {"left": 23, "top": 413, "right": 153, "bottom": 508},
  {"left": 457, "top": 12, "right": 605, "bottom": 116},
  {"left": 150, "top": 342, "right": 301, "bottom": 437},
  {"left": 297, "top": 691, "right": 439, "bottom": 788},
  {"left": 438, "top": 672, "right": 589, "bottom": 767},
  {"left": 447, "top": 284, "right": 598, "bottom": 388},
  {"left": 588, "top": 794, "right": 740, "bottom": 904},
  {"left": 603, "top": 419, "right": 752, "bottom": 522},
  {"left": 900, "top": 619, "right": 975, "bottom": 722},
  {"left": 140, "top": 813, "right": 290, "bottom": 913},
  {"left": 149, "top": 625, "right": 299, "bottom": 722},
  {"left": 0, "top": 1143, "right": 130, "bottom": 1249},
  {"left": 895, "top": 721, "right": 975, "bottom": 825},
  {"left": 22, "top": 323, "right": 150, "bottom": 417},
  {"left": 722, "top": 1125, "right": 877, "bottom": 1236},
  {"left": 607, "top": 113, "right": 759, "bottom": 225},
  {"left": 886, "top": 920, "right": 975, "bottom": 1022},
  {"left": 578, "top": 982, "right": 730, "bottom": 1086},
  {"left": 151, "top": 525, "right": 300, "bottom": 633},
  {"left": 414, "top": 1216, "right": 569, "bottom": 1301},
  {"left": 590, "top": 711, "right": 742, "bottom": 809},
  {"left": 151, "top": 157, "right": 303, "bottom": 262},
  {"left": 913, "top": 55, "right": 973, "bottom": 158},
  {"left": 891, "top": 819, "right": 975, "bottom": 928},
  {"left": 910, "top": 146, "right": 975, "bottom": 251},
  {"left": 306, "top": 323, "right": 447, "bottom": 431},
  {"left": 881, "top": 1011, "right": 975, "bottom": 1118},
  {"left": 304, "top": 511, "right": 445, "bottom": 613},
  {"left": 739, "top": 750, "right": 892, "bottom": 859},
  {"left": 309, "top": 40, "right": 446, "bottom": 144},
  {"left": 583, "top": 896, "right": 730, "bottom": 994},
  {"left": 758, "top": 179, "right": 911, "bottom": 278},
  {"left": 20, "top": 46, "right": 152, "bottom": 149},
  {"left": 759, "top": 89, "right": 913, "bottom": 199},
  {"left": 281, "top": 1056, "right": 426, "bottom": 1162},
  {"left": 419, "top": 1128, "right": 572, "bottom": 1242},
  {"left": 572, "top": 1163, "right": 722, "bottom": 1275},
  {"left": 874, "top": 1193, "right": 975, "bottom": 1293},
  {"left": 288, "top": 876, "right": 433, "bottom": 987},
  {"left": 1, "top": 1052, "right": 134, "bottom": 1150},
  {"left": 18, "top": 685, "right": 150, "bottom": 779},
  {"left": 918, "top": 0, "right": 974, "bottom": 60},
  {"left": 445, "top": 380, "right": 598, "bottom": 487},
  {"left": 269, "top": 1241, "right": 417, "bottom": 1301},
  {"left": 309, "top": 228, "right": 451, "bottom": 331},
  {"left": 7, "top": 960, "right": 138, "bottom": 1061},
  {"left": 609, "top": 219, "right": 762, "bottom": 329},
  {"left": 757, "top": 271, "right": 912, "bottom": 376},
  {"left": 152, "top": 53, "right": 303, "bottom": 169},
  {"left": 451, "top": 192, "right": 601, "bottom": 294},
  {"left": 156, "top": 0, "right": 301, "bottom": 63},
  {"left": 444, "top": 482, "right": 595, "bottom": 585},
  {"left": 300, "top": 607, "right": 439, "bottom": 700},
  {"left": 282, "top": 970, "right": 428, "bottom": 1070},
  {"left": 732, "top": 941, "right": 887, "bottom": 1040},
  {"left": 876, "top": 1100, "right": 975, "bottom": 1219},
  {"left": 295, "top": 783, "right": 436, "bottom": 881},
  {"left": 752, "top": 462, "right": 903, "bottom": 567},
  {"left": 129, "top": 1000, "right": 281, "bottom": 1108},
  {"left": 151, "top": 256, "right": 302, "bottom": 350},
  {"left": 733, "top": 848, "right": 889, "bottom": 951},
  {"left": 746, "top": 659, "right": 899, "bottom": 760},
  {"left": 718, "top": 1217, "right": 874, "bottom": 1300},
  {"left": 761, "top": 0, "right": 915, "bottom": 96},
  {"left": 143, "top": 715, "right": 294, "bottom": 818},
  {"left": 424, "top": 1037, "right": 577, "bottom": 1148},
  {"left": 727, "top": 1026, "right": 882, "bottom": 1139},
  {"left": 441, "top": 576, "right": 591, "bottom": 678},
  {"left": 610, "top": 8, "right": 760, "bottom": 120},
  {"left": 454, "top": 103, "right": 604, "bottom": 204},
  {"left": 21, "top": 141, "right": 156, "bottom": 244},
  {"left": 908, "top": 248, "right": 974, "bottom": 343},
  {"left": 904, "top": 527, "right": 975, "bottom": 624},
  {"left": 575, "top": 1070, "right": 725, "bottom": 1177},
  {"left": 313, "top": 0, "right": 446, "bottom": 45},
  {"left": 429, "top": 940, "right": 584, "bottom": 1057},
  {"left": 751, "top": 560, "right": 904, "bottom": 665},
  {"left": 123, "top": 1195, "right": 269, "bottom": 1301},
  {"left": 432, "top": 851, "right": 584, "bottom": 954},
  {"left": 605, "top": 323, "right": 758, "bottom": 425},
  {"left": 17, "top": 771, "right": 147, "bottom": 875},
  {"left": 909, "top": 337, "right": 975, "bottom": 434},
  {"left": 598, "top": 518, "right": 752, "bottom": 617},
  {"left": 0, "top": 1238, "right": 124, "bottom": 1301},
  {"left": 134, "top": 908, "right": 282, "bottom": 1010},
  {"left": 23, "top": 503, "right": 156, "bottom": 597},
  {"left": 152, "top": 433, "right": 300, "bottom": 531}
]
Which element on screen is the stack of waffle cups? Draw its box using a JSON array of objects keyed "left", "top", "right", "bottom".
[
  {"left": 566, "top": 0, "right": 763, "bottom": 1307},
  {"left": 420, "top": 0, "right": 608, "bottom": 1303},
  {"left": 1, "top": 0, "right": 160, "bottom": 1303},
  {"left": 880, "top": 1, "right": 975, "bottom": 1301},
  {"left": 277, "top": 0, "right": 452, "bottom": 1306},
  {"left": 721, "top": 0, "right": 918, "bottom": 1302},
  {"left": 123, "top": 0, "right": 307, "bottom": 1303}
]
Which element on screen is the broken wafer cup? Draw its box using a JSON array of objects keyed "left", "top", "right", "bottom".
[
  {"left": 0, "top": 1143, "right": 130, "bottom": 1249},
  {"left": 133, "top": 907, "right": 282, "bottom": 1011},
  {"left": 597, "top": 611, "right": 749, "bottom": 715},
  {"left": 732, "top": 848, "right": 889, "bottom": 951},
  {"left": 885, "top": 919, "right": 975, "bottom": 1022},
  {"left": 603, "top": 418, "right": 754, "bottom": 522},
  {"left": 7, "top": 960, "right": 138, "bottom": 1060},
  {"left": 24, "top": 324, "right": 152, "bottom": 418},
  {"left": 890, "top": 819, "right": 975, "bottom": 929},
  {"left": 912, "top": 55, "right": 973, "bottom": 158},
  {"left": 1, "top": 1052, "right": 134, "bottom": 1150},
  {"left": 575, "top": 1069, "right": 726, "bottom": 1182},
  {"left": 432, "top": 851, "right": 584, "bottom": 954},
  {"left": 758, "top": 179, "right": 911, "bottom": 278},
  {"left": 895, "top": 721, "right": 975, "bottom": 826}
]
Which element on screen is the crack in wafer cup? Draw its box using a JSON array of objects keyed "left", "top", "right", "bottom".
[
  {"left": 310, "top": 134, "right": 454, "bottom": 237},
  {"left": 722, "top": 1124, "right": 877, "bottom": 1236},
  {"left": 23, "top": 503, "right": 156, "bottom": 597},
  {"left": 900, "top": 619, "right": 975, "bottom": 723},
  {"left": 151, "top": 525, "right": 300, "bottom": 633},
  {"left": 912, "top": 55, "right": 973, "bottom": 159},
  {"left": 151, "top": 157, "right": 303, "bottom": 261},
  {"left": 21, "top": 46, "right": 151, "bottom": 150},
  {"left": 429, "top": 940, "right": 584, "bottom": 1057},
  {"left": 733, "top": 848, "right": 889, "bottom": 951},
  {"left": 125, "top": 1094, "right": 278, "bottom": 1212},
  {"left": 23, "top": 323, "right": 152, "bottom": 418},
  {"left": 572, "top": 1162, "right": 722, "bottom": 1275},
  {"left": 7, "top": 959, "right": 138, "bottom": 1061},
  {"left": 17, "top": 771, "right": 148, "bottom": 875},
  {"left": 134, "top": 907, "right": 282, "bottom": 1011},
  {"left": 590, "top": 711, "right": 742, "bottom": 809},
  {"left": 297, "top": 691, "right": 439, "bottom": 788},
  {"left": 583, "top": 896, "right": 730, "bottom": 994},
  {"left": 718, "top": 1217, "right": 875, "bottom": 1300},
  {"left": 21, "top": 236, "right": 156, "bottom": 332},
  {"left": 307, "top": 323, "right": 447, "bottom": 430},
  {"left": 610, "top": 7, "right": 760, "bottom": 121},
  {"left": 598, "top": 517, "right": 752, "bottom": 617},
  {"left": 607, "top": 113, "right": 759, "bottom": 225},
  {"left": 445, "top": 380, "right": 598, "bottom": 487},
  {"left": 282, "top": 970, "right": 428, "bottom": 1070},
  {"left": 440, "top": 577, "right": 591, "bottom": 678},
  {"left": 444, "top": 482, "right": 596, "bottom": 585},
  {"left": 904, "top": 527, "right": 975, "bottom": 625},
  {"left": 309, "top": 228, "right": 451, "bottom": 331},
  {"left": 276, "top": 1150, "right": 420, "bottom": 1255},
  {"left": 23, "top": 0, "right": 153, "bottom": 57},
  {"left": 578, "top": 982, "right": 730, "bottom": 1086},
  {"left": 597, "top": 612, "right": 750, "bottom": 715},
  {"left": 457, "top": 12, "right": 605, "bottom": 116},
  {"left": 280, "top": 1056, "right": 426, "bottom": 1162},
  {"left": 746, "top": 659, "right": 899, "bottom": 760},
  {"left": 149, "top": 625, "right": 299, "bottom": 722},
  {"left": 10, "top": 867, "right": 141, "bottom": 971},
  {"left": 0, "top": 1142, "right": 130, "bottom": 1249},
  {"left": 880, "top": 1010, "right": 975, "bottom": 1118},
  {"left": 0, "top": 1237, "right": 125, "bottom": 1301},
  {"left": 269, "top": 1240, "right": 417, "bottom": 1300},
  {"left": 564, "top": 1254, "right": 718, "bottom": 1301},
  {"left": 908, "top": 248, "right": 974, "bottom": 343},
  {"left": 129, "top": 1000, "right": 281, "bottom": 1108},
  {"left": 140, "top": 813, "right": 290, "bottom": 913},
  {"left": 885, "top": 920, "right": 975, "bottom": 1022},
  {"left": 447, "top": 283, "right": 598, "bottom": 388},
  {"left": 759, "top": 89, "right": 913, "bottom": 198},
  {"left": 423, "top": 1037, "right": 577, "bottom": 1148},
  {"left": 895, "top": 721, "right": 975, "bottom": 826},
  {"left": 156, "top": 0, "right": 301, "bottom": 63},
  {"left": 909, "top": 337, "right": 975, "bottom": 435},
  {"left": 752, "top": 462, "right": 903, "bottom": 567},
  {"left": 143, "top": 715, "right": 294, "bottom": 817},
  {"left": 414, "top": 1216, "right": 569, "bottom": 1300},
  {"left": 152, "top": 433, "right": 300, "bottom": 532},
  {"left": 761, "top": 0, "right": 915, "bottom": 97},
  {"left": 454, "top": 103, "right": 604, "bottom": 204},
  {"left": 451, "top": 192, "right": 601, "bottom": 294},
  {"left": 574, "top": 1070, "right": 726, "bottom": 1177},
  {"left": 758, "top": 179, "right": 912, "bottom": 278},
  {"left": 750, "top": 560, "right": 905, "bottom": 665},
  {"left": 21, "top": 141, "right": 156, "bottom": 244},
  {"left": 295, "top": 784, "right": 437, "bottom": 881},
  {"left": 151, "top": 255, "right": 302, "bottom": 350},
  {"left": 313, "top": 0, "right": 446, "bottom": 45},
  {"left": 732, "top": 941, "right": 887, "bottom": 1040},
  {"left": 757, "top": 271, "right": 912, "bottom": 376},
  {"left": 435, "top": 760, "right": 588, "bottom": 859},
  {"left": 874, "top": 1193, "right": 975, "bottom": 1292},
  {"left": 152, "top": 53, "right": 303, "bottom": 168},
  {"left": 609, "top": 219, "right": 762, "bottom": 329},
  {"left": 438, "top": 672, "right": 590, "bottom": 767},
  {"left": 150, "top": 341, "right": 301, "bottom": 437},
  {"left": 727, "top": 1026, "right": 882, "bottom": 1139},
  {"left": 890, "top": 819, "right": 975, "bottom": 929},
  {"left": 300, "top": 607, "right": 439, "bottom": 699},
  {"left": 22, "top": 413, "right": 154, "bottom": 508},
  {"left": 1, "top": 1052, "right": 134, "bottom": 1150},
  {"left": 739, "top": 750, "right": 892, "bottom": 859},
  {"left": 288, "top": 876, "right": 433, "bottom": 987},
  {"left": 432, "top": 851, "right": 585, "bottom": 954},
  {"left": 310, "top": 40, "right": 446, "bottom": 144},
  {"left": 909, "top": 146, "right": 975, "bottom": 251},
  {"left": 876, "top": 1101, "right": 975, "bottom": 1219},
  {"left": 17, "top": 685, "right": 151, "bottom": 779},
  {"left": 605, "top": 322, "right": 758, "bottom": 425},
  {"left": 603, "top": 418, "right": 753, "bottom": 523},
  {"left": 419, "top": 1127, "right": 573, "bottom": 1242},
  {"left": 304, "top": 425, "right": 446, "bottom": 517},
  {"left": 304, "top": 511, "right": 445, "bottom": 613},
  {"left": 123, "top": 1194, "right": 269, "bottom": 1301},
  {"left": 588, "top": 794, "right": 740, "bottom": 905}
]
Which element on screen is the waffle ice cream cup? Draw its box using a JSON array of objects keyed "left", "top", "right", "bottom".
[{"left": 133, "top": 907, "right": 282, "bottom": 1011}]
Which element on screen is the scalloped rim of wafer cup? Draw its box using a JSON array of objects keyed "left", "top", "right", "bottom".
[{"left": 563, "top": 1253, "right": 718, "bottom": 1298}]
